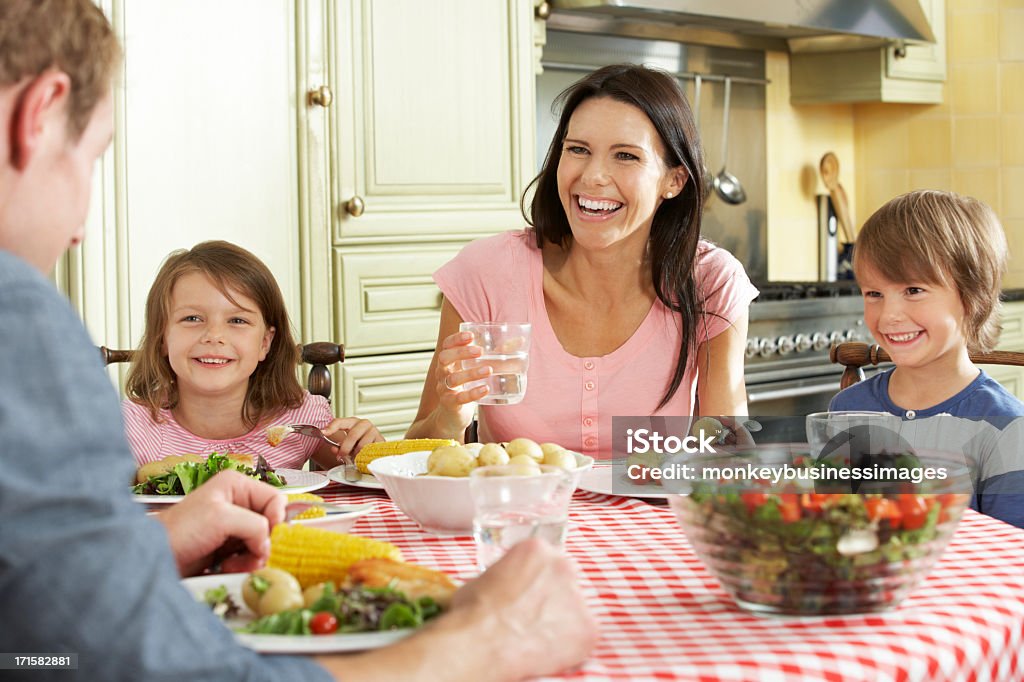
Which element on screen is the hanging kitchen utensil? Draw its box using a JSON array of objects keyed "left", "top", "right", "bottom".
[
  {"left": 819, "top": 151, "right": 855, "bottom": 247},
  {"left": 693, "top": 74, "right": 713, "bottom": 201},
  {"left": 713, "top": 77, "right": 747, "bottom": 205}
]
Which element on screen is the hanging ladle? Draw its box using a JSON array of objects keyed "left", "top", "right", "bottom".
[
  {"left": 713, "top": 76, "right": 747, "bottom": 205},
  {"left": 692, "top": 74, "right": 713, "bottom": 201}
]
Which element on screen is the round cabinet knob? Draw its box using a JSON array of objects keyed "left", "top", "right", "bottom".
[
  {"left": 535, "top": 2, "right": 551, "bottom": 20},
  {"left": 811, "top": 332, "right": 829, "bottom": 352},
  {"left": 793, "top": 334, "right": 812, "bottom": 353},
  {"left": 344, "top": 196, "right": 365, "bottom": 217},
  {"left": 745, "top": 338, "right": 759, "bottom": 359},
  {"left": 308, "top": 85, "right": 333, "bottom": 108},
  {"left": 758, "top": 337, "right": 778, "bottom": 358},
  {"left": 776, "top": 336, "right": 795, "bottom": 355}
]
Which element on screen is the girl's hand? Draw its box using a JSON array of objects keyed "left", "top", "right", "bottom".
[
  {"left": 321, "top": 417, "right": 384, "bottom": 463},
  {"left": 435, "top": 330, "right": 490, "bottom": 414}
]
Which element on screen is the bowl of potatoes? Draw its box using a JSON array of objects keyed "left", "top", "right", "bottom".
[{"left": 369, "top": 438, "right": 593, "bottom": 536}]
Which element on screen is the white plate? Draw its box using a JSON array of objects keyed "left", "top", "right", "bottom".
[
  {"left": 181, "top": 573, "right": 412, "bottom": 654},
  {"left": 577, "top": 464, "right": 677, "bottom": 500},
  {"left": 133, "top": 468, "right": 330, "bottom": 504},
  {"left": 326, "top": 464, "right": 386, "bottom": 490}
]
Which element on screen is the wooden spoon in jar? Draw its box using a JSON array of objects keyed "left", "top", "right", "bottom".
[{"left": 819, "top": 152, "right": 855, "bottom": 247}]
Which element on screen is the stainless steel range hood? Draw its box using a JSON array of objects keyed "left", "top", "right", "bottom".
[{"left": 547, "top": 0, "right": 936, "bottom": 53}]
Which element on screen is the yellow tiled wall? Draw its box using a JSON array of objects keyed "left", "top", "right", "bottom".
[
  {"left": 853, "top": 0, "right": 1024, "bottom": 286},
  {"left": 767, "top": 0, "right": 1024, "bottom": 285}
]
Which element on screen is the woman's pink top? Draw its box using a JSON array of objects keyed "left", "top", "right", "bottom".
[
  {"left": 434, "top": 229, "right": 758, "bottom": 458},
  {"left": 122, "top": 392, "right": 332, "bottom": 470}
]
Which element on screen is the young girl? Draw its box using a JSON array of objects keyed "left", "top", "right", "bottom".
[
  {"left": 830, "top": 190, "right": 1024, "bottom": 527},
  {"left": 122, "top": 240, "right": 382, "bottom": 471}
]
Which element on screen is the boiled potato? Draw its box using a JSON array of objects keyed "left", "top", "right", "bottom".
[
  {"left": 303, "top": 582, "right": 332, "bottom": 608},
  {"left": 506, "top": 454, "right": 542, "bottom": 476},
  {"left": 506, "top": 437, "right": 543, "bottom": 462},
  {"left": 428, "top": 445, "right": 478, "bottom": 477},
  {"left": 477, "top": 443, "right": 510, "bottom": 467},
  {"left": 428, "top": 444, "right": 471, "bottom": 472},
  {"left": 543, "top": 448, "right": 577, "bottom": 471},
  {"left": 242, "top": 568, "right": 303, "bottom": 616},
  {"left": 540, "top": 442, "right": 567, "bottom": 459}
]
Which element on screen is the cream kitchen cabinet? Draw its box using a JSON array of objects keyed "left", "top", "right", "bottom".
[
  {"left": 789, "top": 0, "right": 946, "bottom": 104},
  {"left": 67, "top": 1, "right": 539, "bottom": 433},
  {"left": 990, "top": 300, "right": 1024, "bottom": 401}
]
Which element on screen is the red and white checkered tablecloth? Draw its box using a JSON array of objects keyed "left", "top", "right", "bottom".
[{"left": 319, "top": 483, "right": 1024, "bottom": 681}]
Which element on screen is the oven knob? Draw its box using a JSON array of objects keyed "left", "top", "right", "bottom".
[
  {"left": 745, "top": 337, "right": 759, "bottom": 359},
  {"left": 828, "top": 331, "right": 844, "bottom": 346},
  {"left": 811, "top": 332, "right": 829, "bottom": 351},
  {"left": 758, "top": 337, "right": 778, "bottom": 357},
  {"left": 776, "top": 336, "right": 795, "bottom": 355},
  {"left": 793, "top": 334, "right": 812, "bottom": 352},
  {"left": 844, "top": 328, "right": 860, "bottom": 342}
]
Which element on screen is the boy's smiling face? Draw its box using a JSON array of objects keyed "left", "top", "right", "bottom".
[{"left": 857, "top": 262, "right": 968, "bottom": 372}]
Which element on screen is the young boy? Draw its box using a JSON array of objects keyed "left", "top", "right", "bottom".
[{"left": 830, "top": 190, "right": 1024, "bottom": 528}]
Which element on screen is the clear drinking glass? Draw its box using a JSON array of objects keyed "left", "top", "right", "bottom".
[
  {"left": 806, "top": 411, "right": 902, "bottom": 461},
  {"left": 459, "top": 321, "right": 531, "bottom": 405},
  {"left": 469, "top": 464, "right": 574, "bottom": 570}
]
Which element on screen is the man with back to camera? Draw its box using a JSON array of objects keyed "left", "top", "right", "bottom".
[{"left": 0, "top": 1, "right": 597, "bottom": 679}]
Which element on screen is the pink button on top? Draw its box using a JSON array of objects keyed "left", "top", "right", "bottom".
[{"left": 584, "top": 360, "right": 595, "bottom": 370}]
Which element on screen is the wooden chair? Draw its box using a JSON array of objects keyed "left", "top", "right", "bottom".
[
  {"left": 99, "top": 342, "right": 345, "bottom": 401},
  {"left": 831, "top": 341, "right": 1024, "bottom": 390}
]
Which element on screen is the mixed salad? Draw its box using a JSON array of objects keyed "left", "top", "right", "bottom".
[
  {"left": 681, "top": 453, "right": 970, "bottom": 613},
  {"left": 133, "top": 452, "right": 287, "bottom": 495},
  {"left": 204, "top": 575, "right": 442, "bottom": 636}
]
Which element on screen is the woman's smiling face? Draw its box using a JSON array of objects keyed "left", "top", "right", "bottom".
[{"left": 556, "top": 96, "right": 684, "bottom": 253}]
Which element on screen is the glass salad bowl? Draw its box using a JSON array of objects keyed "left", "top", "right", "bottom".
[{"left": 667, "top": 444, "right": 974, "bottom": 615}]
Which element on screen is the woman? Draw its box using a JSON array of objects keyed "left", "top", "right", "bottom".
[{"left": 407, "top": 64, "right": 758, "bottom": 457}]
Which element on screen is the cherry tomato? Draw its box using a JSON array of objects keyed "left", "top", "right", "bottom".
[
  {"left": 864, "top": 497, "right": 902, "bottom": 527},
  {"left": 310, "top": 611, "right": 339, "bottom": 635},
  {"left": 741, "top": 491, "right": 768, "bottom": 514},
  {"left": 899, "top": 494, "right": 932, "bottom": 530},
  {"left": 800, "top": 493, "right": 840, "bottom": 513},
  {"left": 777, "top": 493, "right": 801, "bottom": 523}
]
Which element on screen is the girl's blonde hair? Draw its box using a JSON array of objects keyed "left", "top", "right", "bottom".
[
  {"left": 853, "top": 190, "right": 1008, "bottom": 353},
  {"left": 125, "top": 240, "right": 303, "bottom": 425}
]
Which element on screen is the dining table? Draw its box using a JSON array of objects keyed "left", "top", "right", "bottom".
[{"left": 317, "top": 481, "right": 1024, "bottom": 681}]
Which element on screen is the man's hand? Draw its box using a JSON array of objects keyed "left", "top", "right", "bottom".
[{"left": 155, "top": 470, "right": 285, "bottom": 577}]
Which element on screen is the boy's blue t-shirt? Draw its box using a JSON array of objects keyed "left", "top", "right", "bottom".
[{"left": 830, "top": 368, "right": 1024, "bottom": 528}]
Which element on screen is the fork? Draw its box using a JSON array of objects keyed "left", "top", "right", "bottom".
[{"left": 267, "top": 424, "right": 362, "bottom": 483}]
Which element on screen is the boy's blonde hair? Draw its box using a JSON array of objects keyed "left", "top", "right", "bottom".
[
  {"left": 0, "top": 0, "right": 121, "bottom": 139},
  {"left": 853, "top": 190, "right": 1007, "bottom": 353},
  {"left": 125, "top": 240, "right": 304, "bottom": 426}
]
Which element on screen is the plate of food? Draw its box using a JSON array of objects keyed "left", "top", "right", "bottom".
[
  {"left": 133, "top": 453, "right": 329, "bottom": 504},
  {"left": 183, "top": 557, "right": 455, "bottom": 653}
]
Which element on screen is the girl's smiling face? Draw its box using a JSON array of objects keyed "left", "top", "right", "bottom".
[
  {"left": 858, "top": 262, "right": 967, "bottom": 372},
  {"left": 163, "top": 271, "right": 275, "bottom": 402},
  {"left": 556, "top": 96, "right": 685, "bottom": 253}
]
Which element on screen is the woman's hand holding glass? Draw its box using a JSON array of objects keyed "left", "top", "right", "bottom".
[{"left": 433, "top": 329, "right": 492, "bottom": 432}]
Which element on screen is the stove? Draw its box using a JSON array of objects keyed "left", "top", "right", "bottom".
[{"left": 743, "top": 281, "right": 876, "bottom": 426}]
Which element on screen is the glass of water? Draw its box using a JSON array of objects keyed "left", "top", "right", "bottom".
[
  {"left": 469, "top": 464, "right": 575, "bottom": 570},
  {"left": 459, "top": 321, "right": 531, "bottom": 405}
]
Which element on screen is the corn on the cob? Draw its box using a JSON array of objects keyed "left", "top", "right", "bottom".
[
  {"left": 268, "top": 524, "right": 403, "bottom": 588},
  {"left": 354, "top": 438, "right": 457, "bottom": 474},
  {"left": 286, "top": 493, "right": 326, "bottom": 520}
]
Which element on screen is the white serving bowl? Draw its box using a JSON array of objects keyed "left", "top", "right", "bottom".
[{"left": 369, "top": 450, "right": 594, "bottom": 535}]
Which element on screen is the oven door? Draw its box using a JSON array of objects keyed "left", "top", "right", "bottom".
[{"left": 745, "top": 373, "right": 842, "bottom": 442}]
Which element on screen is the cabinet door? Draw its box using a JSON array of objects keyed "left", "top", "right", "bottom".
[
  {"left": 340, "top": 352, "right": 435, "bottom": 440},
  {"left": 115, "top": 0, "right": 303, "bottom": 345},
  {"left": 331, "top": 0, "right": 535, "bottom": 241},
  {"left": 885, "top": 0, "right": 946, "bottom": 82}
]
